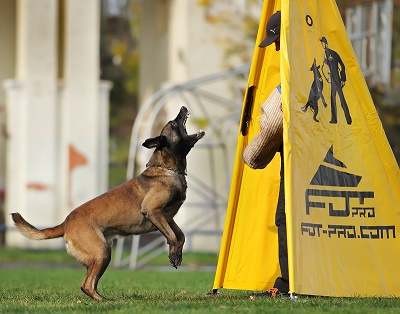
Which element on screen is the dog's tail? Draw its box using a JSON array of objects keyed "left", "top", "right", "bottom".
[{"left": 11, "top": 213, "right": 64, "bottom": 240}]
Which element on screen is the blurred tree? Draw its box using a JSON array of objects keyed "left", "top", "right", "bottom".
[
  {"left": 198, "top": 0, "right": 262, "bottom": 69},
  {"left": 370, "top": 86, "right": 400, "bottom": 161}
]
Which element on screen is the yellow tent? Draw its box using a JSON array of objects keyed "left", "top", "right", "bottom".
[{"left": 212, "top": 0, "right": 400, "bottom": 297}]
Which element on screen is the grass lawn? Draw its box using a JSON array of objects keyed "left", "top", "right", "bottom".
[{"left": 0, "top": 248, "right": 399, "bottom": 313}]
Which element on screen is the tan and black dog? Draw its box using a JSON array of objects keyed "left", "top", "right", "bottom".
[{"left": 11, "top": 106, "right": 205, "bottom": 300}]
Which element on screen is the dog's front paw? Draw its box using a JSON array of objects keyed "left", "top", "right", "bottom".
[{"left": 169, "top": 253, "right": 182, "bottom": 269}]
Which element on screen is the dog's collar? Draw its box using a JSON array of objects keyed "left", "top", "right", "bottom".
[{"left": 148, "top": 165, "right": 187, "bottom": 176}]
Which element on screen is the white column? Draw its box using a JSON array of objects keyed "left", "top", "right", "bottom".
[
  {"left": 4, "top": 0, "right": 109, "bottom": 248},
  {"left": 5, "top": 0, "right": 61, "bottom": 248},
  {"left": 0, "top": 1, "right": 16, "bottom": 241},
  {"left": 4, "top": 80, "right": 28, "bottom": 247},
  {"left": 60, "top": 0, "right": 101, "bottom": 217},
  {"left": 168, "top": 0, "right": 188, "bottom": 83},
  {"left": 139, "top": 0, "right": 169, "bottom": 104}
]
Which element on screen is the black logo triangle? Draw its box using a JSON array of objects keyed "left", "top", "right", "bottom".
[{"left": 310, "top": 146, "right": 361, "bottom": 187}]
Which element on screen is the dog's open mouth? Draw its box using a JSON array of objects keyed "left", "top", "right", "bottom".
[{"left": 182, "top": 109, "right": 205, "bottom": 139}]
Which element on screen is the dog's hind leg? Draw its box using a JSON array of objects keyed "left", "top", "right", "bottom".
[
  {"left": 80, "top": 247, "right": 111, "bottom": 301},
  {"left": 312, "top": 110, "right": 320, "bottom": 122},
  {"left": 311, "top": 103, "right": 320, "bottom": 122},
  {"left": 65, "top": 230, "right": 111, "bottom": 300}
]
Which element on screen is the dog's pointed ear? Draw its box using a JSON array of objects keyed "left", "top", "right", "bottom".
[
  {"left": 142, "top": 136, "right": 161, "bottom": 149},
  {"left": 142, "top": 135, "right": 170, "bottom": 149}
]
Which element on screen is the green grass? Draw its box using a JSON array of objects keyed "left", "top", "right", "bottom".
[
  {"left": 0, "top": 247, "right": 218, "bottom": 268},
  {"left": 0, "top": 247, "right": 77, "bottom": 264},
  {"left": 0, "top": 249, "right": 399, "bottom": 313}
]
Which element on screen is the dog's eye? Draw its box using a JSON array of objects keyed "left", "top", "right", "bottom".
[{"left": 171, "top": 121, "right": 176, "bottom": 127}]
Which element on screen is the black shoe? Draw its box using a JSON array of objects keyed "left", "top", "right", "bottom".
[{"left": 249, "top": 288, "right": 289, "bottom": 300}]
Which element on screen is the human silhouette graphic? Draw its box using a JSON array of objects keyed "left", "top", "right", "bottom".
[{"left": 320, "top": 37, "right": 352, "bottom": 124}]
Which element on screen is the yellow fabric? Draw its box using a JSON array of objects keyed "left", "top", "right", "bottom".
[
  {"left": 213, "top": 0, "right": 282, "bottom": 291},
  {"left": 213, "top": 0, "right": 400, "bottom": 297}
]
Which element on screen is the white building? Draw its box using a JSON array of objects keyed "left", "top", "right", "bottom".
[
  {"left": 0, "top": 0, "right": 254, "bottom": 252},
  {"left": 1, "top": 0, "right": 111, "bottom": 248}
]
